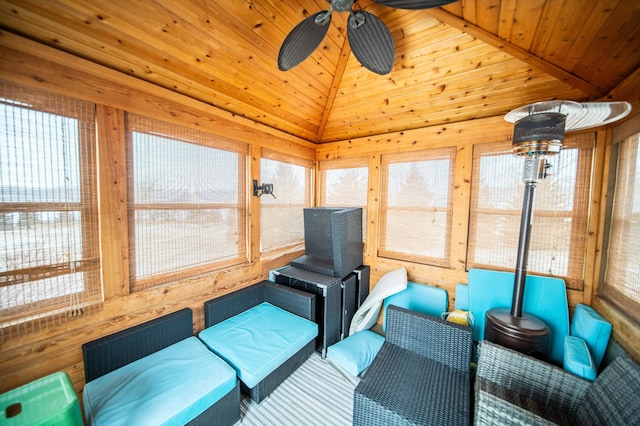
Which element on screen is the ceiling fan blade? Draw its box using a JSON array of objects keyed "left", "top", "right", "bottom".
[
  {"left": 371, "top": 0, "right": 458, "bottom": 10},
  {"left": 348, "top": 11, "right": 395, "bottom": 75},
  {"left": 278, "top": 11, "right": 331, "bottom": 71}
]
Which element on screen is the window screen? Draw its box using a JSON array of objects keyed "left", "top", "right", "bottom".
[
  {"left": 0, "top": 81, "right": 100, "bottom": 341},
  {"left": 260, "top": 150, "right": 312, "bottom": 254},
  {"left": 127, "top": 114, "right": 248, "bottom": 290},
  {"left": 318, "top": 157, "right": 368, "bottom": 242},
  {"left": 379, "top": 148, "right": 456, "bottom": 266},
  {"left": 601, "top": 131, "right": 640, "bottom": 322},
  {"left": 468, "top": 134, "right": 593, "bottom": 290}
]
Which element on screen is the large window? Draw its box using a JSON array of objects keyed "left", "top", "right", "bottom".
[
  {"left": 601, "top": 129, "right": 640, "bottom": 323},
  {"left": 468, "top": 134, "right": 593, "bottom": 290},
  {"left": 260, "top": 149, "right": 313, "bottom": 254},
  {"left": 127, "top": 114, "right": 248, "bottom": 290},
  {"left": 318, "top": 157, "right": 368, "bottom": 242},
  {"left": 379, "top": 148, "right": 456, "bottom": 266},
  {"left": 0, "top": 82, "right": 100, "bottom": 341}
]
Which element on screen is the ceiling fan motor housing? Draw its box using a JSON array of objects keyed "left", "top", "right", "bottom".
[
  {"left": 512, "top": 112, "right": 566, "bottom": 157},
  {"left": 332, "top": 0, "right": 355, "bottom": 12}
]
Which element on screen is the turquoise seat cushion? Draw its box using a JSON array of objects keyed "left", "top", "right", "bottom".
[
  {"left": 564, "top": 335, "right": 597, "bottom": 381},
  {"left": 326, "top": 330, "right": 385, "bottom": 376},
  {"left": 198, "top": 302, "right": 318, "bottom": 389},
  {"left": 468, "top": 268, "right": 569, "bottom": 365},
  {"left": 83, "top": 336, "right": 237, "bottom": 426},
  {"left": 383, "top": 281, "right": 448, "bottom": 331},
  {"left": 571, "top": 304, "right": 612, "bottom": 369}
]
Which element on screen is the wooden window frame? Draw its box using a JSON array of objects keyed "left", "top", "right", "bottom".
[
  {"left": 467, "top": 134, "right": 594, "bottom": 291},
  {"left": 599, "top": 116, "right": 640, "bottom": 323},
  {"left": 0, "top": 82, "right": 100, "bottom": 339},
  {"left": 126, "top": 113, "right": 248, "bottom": 291},
  {"left": 259, "top": 149, "right": 313, "bottom": 255},
  {"left": 379, "top": 148, "right": 456, "bottom": 267},
  {"left": 318, "top": 157, "right": 369, "bottom": 244}
]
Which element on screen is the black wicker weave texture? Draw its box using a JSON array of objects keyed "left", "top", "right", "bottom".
[
  {"left": 385, "top": 305, "right": 473, "bottom": 373},
  {"left": 185, "top": 381, "right": 240, "bottom": 426},
  {"left": 245, "top": 340, "right": 316, "bottom": 403},
  {"left": 202, "top": 280, "right": 318, "bottom": 403},
  {"left": 203, "top": 281, "right": 316, "bottom": 328},
  {"left": 353, "top": 305, "right": 473, "bottom": 426},
  {"left": 82, "top": 308, "right": 241, "bottom": 426},
  {"left": 475, "top": 340, "right": 640, "bottom": 426},
  {"left": 300, "top": 207, "right": 363, "bottom": 279},
  {"left": 82, "top": 307, "right": 193, "bottom": 382}
]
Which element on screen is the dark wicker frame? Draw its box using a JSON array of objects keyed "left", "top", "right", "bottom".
[
  {"left": 353, "top": 305, "right": 473, "bottom": 426},
  {"left": 475, "top": 340, "right": 640, "bottom": 426},
  {"left": 82, "top": 308, "right": 240, "bottom": 426},
  {"left": 273, "top": 266, "right": 343, "bottom": 356},
  {"left": 203, "top": 280, "right": 317, "bottom": 403},
  {"left": 291, "top": 207, "right": 363, "bottom": 279}
]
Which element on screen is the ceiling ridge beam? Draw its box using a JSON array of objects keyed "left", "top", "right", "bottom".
[
  {"left": 606, "top": 66, "right": 640, "bottom": 103},
  {"left": 425, "top": 7, "right": 604, "bottom": 99},
  {"left": 316, "top": 30, "right": 351, "bottom": 142}
]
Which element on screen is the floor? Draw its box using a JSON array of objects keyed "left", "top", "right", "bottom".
[{"left": 237, "top": 353, "right": 356, "bottom": 425}]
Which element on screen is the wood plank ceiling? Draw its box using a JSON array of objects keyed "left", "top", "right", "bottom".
[{"left": 1, "top": 0, "right": 639, "bottom": 143}]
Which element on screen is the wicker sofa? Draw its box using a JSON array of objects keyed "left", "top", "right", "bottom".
[
  {"left": 475, "top": 340, "right": 640, "bottom": 425},
  {"left": 199, "top": 280, "right": 318, "bottom": 403},
  {"left": 353, "top": 305, "right": 474, "bottom": 425},
  {"left": 82, "top": 308, "right": 240, "bottom": 426}
]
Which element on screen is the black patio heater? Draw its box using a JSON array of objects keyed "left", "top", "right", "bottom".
[
  {"left": 485, "top": 100, "right": 632, "bottom": 360},
  {"left": 485, "top": 102, "right": 580, "bottom": 360}
]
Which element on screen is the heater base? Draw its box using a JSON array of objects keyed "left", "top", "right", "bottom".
[{"left": 485, "top": 308, "right": 550, "bottom": 360}]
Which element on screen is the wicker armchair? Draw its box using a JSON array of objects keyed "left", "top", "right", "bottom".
[
  {"left": 353, "top": 305, "right": 473, "bottom": 426},
  {"left": 475, "top": 340, "right": 640, "bottom": 426}
]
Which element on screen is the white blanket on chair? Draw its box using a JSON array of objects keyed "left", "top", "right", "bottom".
[{"left": 349, "top": 267, "right": 408, "bottom": 336}]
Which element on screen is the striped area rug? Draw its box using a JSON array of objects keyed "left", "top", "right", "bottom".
[{"left": 238, "top": 353, "right": 356, "bottom": 425}]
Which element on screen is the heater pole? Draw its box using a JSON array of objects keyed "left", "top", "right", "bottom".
[{"left": 511, "top": 179, "right": 536, "bottom": 318}]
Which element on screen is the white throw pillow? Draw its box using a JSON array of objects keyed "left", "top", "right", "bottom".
[{"left": 349, "top": 267, "right": 408, "bottom": 335}]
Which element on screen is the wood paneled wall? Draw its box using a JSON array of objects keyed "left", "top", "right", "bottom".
[
  {"left": 0, "top": 31, "right": 638, "bottom": 405},
  {"left": 316, "top": 114, "right": 640, "bottom": 361},
  {"left": 0, "top": 31, "right": 313, "bottom": 396}
]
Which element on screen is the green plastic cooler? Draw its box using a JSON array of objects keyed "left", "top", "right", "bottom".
[{"left": 0, "top": 372, "right": 82, "bottom": 426}]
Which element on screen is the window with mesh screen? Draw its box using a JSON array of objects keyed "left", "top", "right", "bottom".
[
  {"left": 601, "top": 130, "right": 640, "bottom": 323},
  {"left": 0, "top": 81, "right": 100, "bottom": 341},
  {"left": 318, "top": 157, "right": 368, "bottom": 242},
  {"left": 260, "top": 149, "right": 313, "bottom": 254},
  {"left": 467, "top": 133, "right": 593, "bottom": 291},
  {"left": 379, "top": 148, "right": 456, "bottom": 266},
  {"left": 126, "top": 114, "right": 248, "bottom": 290}
]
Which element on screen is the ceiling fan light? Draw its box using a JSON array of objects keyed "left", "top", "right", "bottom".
[
  {"left": 332, "top": 0, "right": 355, "bottom": 12},
  {"left": 512, "top": 112, "right": 566, "bottom": 157}
]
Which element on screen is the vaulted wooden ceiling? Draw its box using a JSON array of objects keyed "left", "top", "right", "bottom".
[{"left": 1, "top": 0, "right": 639, "bottom": 143}]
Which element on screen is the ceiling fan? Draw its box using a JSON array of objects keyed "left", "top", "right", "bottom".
[{"left": 278, "top": 0, "right": 458, "bottom": 75}]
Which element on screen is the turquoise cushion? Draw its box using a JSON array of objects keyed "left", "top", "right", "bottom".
[
  {"left": 383, "top": 282, "right": 448, "bottom": 331},
  {"left": 198, "top": 302, "right": 318, "bottom": 389},
  {"left": 564, "top": 335, "right": 597, "bottom": 381},
  {"left": 326, "top": 330, "right": 384, "bottom": 376},
  {"left": 468, "top": 268, "right": 569, "bottom": 365},
  {"left": 455, "top": 283, "right": 469, "bottom": 310},
  {"left": 571, "top": 304, "right": 611, "bottom": 369},
  {"left": 83, "top": 337, "right": 237, "bottom": 426}
]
